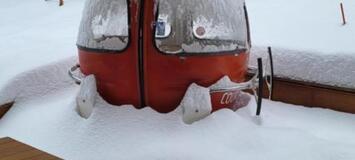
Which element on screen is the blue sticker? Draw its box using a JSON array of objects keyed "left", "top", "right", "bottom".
[{"left": 156, "top": 19, "right": 166, "bottom": 36}]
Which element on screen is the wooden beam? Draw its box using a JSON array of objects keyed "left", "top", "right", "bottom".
[
  {"left": 0, "top": 137, "right": 61, "bottom": 159},
  {"left": 271, "top": 77, "right": 355, "bottom": 113},
  {"left": 247, "top": 73, "right": 355, "bottom": 114},
  {"left": 0, "top": 102, "right": 14, "bottom": 119}
]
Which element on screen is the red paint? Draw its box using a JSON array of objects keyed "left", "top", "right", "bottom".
[{"left": 79, "top": 1, "right": 141, "bottom": 107}]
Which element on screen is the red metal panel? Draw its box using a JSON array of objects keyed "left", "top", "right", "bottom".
[
  {"left": 78, "top": 1, "right": 141, "bottom": 107},
  {"left": 78, "top": 1, "right": 249, "bottom": 113},
  {"left": 142, "top": 1, "right": 249, "bottom": 113}
]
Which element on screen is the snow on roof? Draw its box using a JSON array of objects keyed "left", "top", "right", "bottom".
[
  {"left": 247, "top": 0, "right": 355, "bottom": 54},
  {"left": 247, "top": 0, "right": 355, "bottom": 89}
]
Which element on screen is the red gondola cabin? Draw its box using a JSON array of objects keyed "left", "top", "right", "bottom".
[{"left": 76, "top": 0, "right": 251, "bottom": 113}]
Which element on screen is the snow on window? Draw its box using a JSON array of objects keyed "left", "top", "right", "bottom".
[
  {"left": 77, "top": 0, "right": 129, "bottom": 51},
  {"left": 155, "top": 0, "right": 248, "bottom": 54}
]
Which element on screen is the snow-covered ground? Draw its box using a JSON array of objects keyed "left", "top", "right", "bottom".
[
  {"left": 1, "top": 61, "right": 355, "bottom": 159},
  {"left": 0, "top": 0, "right": 83, "bottom": 88},
  {"left": 0, "top": 0, "right": 355, "bottom": 159},
  {"left": 248, "top": 0, "right": 355, "bottom": 89}
]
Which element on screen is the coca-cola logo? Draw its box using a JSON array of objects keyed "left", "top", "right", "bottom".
[{"left": 220, "top": 92, "right": 238, "bottom": 105}]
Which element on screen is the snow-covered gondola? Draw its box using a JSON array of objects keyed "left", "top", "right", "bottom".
[{"left": 69, "top": 0, "right": 274, "bottom": 122}]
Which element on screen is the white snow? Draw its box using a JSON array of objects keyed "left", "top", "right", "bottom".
[
  {"left": 0, "top": 57, "right": 76, "bottom": 105},
  {"left": 1, "top": 70, "right": 355, "bottom": 159},
  {"left": 210, "top": 76, "right": 246, "bottom": 90},
  {"left": 76, "top": 74, "right": 97, "bottom": 119},
  {"left": 250, "top": 46, "right": 355, "bottom": 89},
  {"left": 247, "top": 0, "right": 355, "bottom": 54},
  {"left": 0, "top": 0, "right": 355, "bottom": 159},
  {"left": 247, "top": 0, "right": 355, "bottom": 89},
  {"left": 179, "top": 83, "right": 212, "bottom": 124},
  {"left": 181, "top": 41, "right": 240, "bottom": 53},
  {"left": 0, "top": 0, "right": 83, "bottom": 89}
]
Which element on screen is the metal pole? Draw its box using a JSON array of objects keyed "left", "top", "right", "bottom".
[{"left": 340, "top": 3, "right": 346, "bottom": 25}]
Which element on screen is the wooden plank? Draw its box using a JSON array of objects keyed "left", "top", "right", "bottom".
[
  {"left": 0, "top": 137, "right": 62, "bottom": 160},
  {"left": 26, "top": 153, "right": 60, "bottom": 160},
  {"left": 0, "top": 137, "right": 13, "bottom": 145},
  {"left": 0, "top": 144, "right": 33, "bottom": 158},
  {"left": 1, "top": 149, "right": 43, "bottom": 160},
  {"left": 271, "top": 78, "right": 355, "bottom": 113},
  {"left": 247, "top": 73, "right": 355, "bottom": 114},
  {"left": 0, "top": 102, "right": 13, "bottom": 119},
  {"left": 0, "top": 141, "right": 22, "bottom": 151}
]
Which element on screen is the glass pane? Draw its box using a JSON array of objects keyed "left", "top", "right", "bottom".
[
  {"left": 77, "top": 0, "right": 129, "bottom": 51},
  {"left": 155, "top": 0, "right": 248, "bottom": 54}
]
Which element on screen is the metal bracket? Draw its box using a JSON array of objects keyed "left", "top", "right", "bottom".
[
  {"left": 209, "top": 47, "right": 275, "bottom": 116},
  {"left": 68, "top": 64, "right": 82, "bottom": 85}
]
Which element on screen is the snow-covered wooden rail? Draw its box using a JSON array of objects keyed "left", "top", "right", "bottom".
[{"left": 249, "top": 74, "right": 355, "bottom": 114}]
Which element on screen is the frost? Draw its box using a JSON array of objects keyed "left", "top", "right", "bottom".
[
  {"left": 77, "top": 0, "right": 128, "bottom": 51},
  {"left": 182, "top": 41, "right": 240, "bottom": 53},
  {"left": 193, "top": 16, "right": 236, "bottom": 40},
  {"left": 155, "top": 0, "right": 247, "bottom": 54},
  {"left": 91, "top": 10, "right": 128, "bottom": 40}
]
